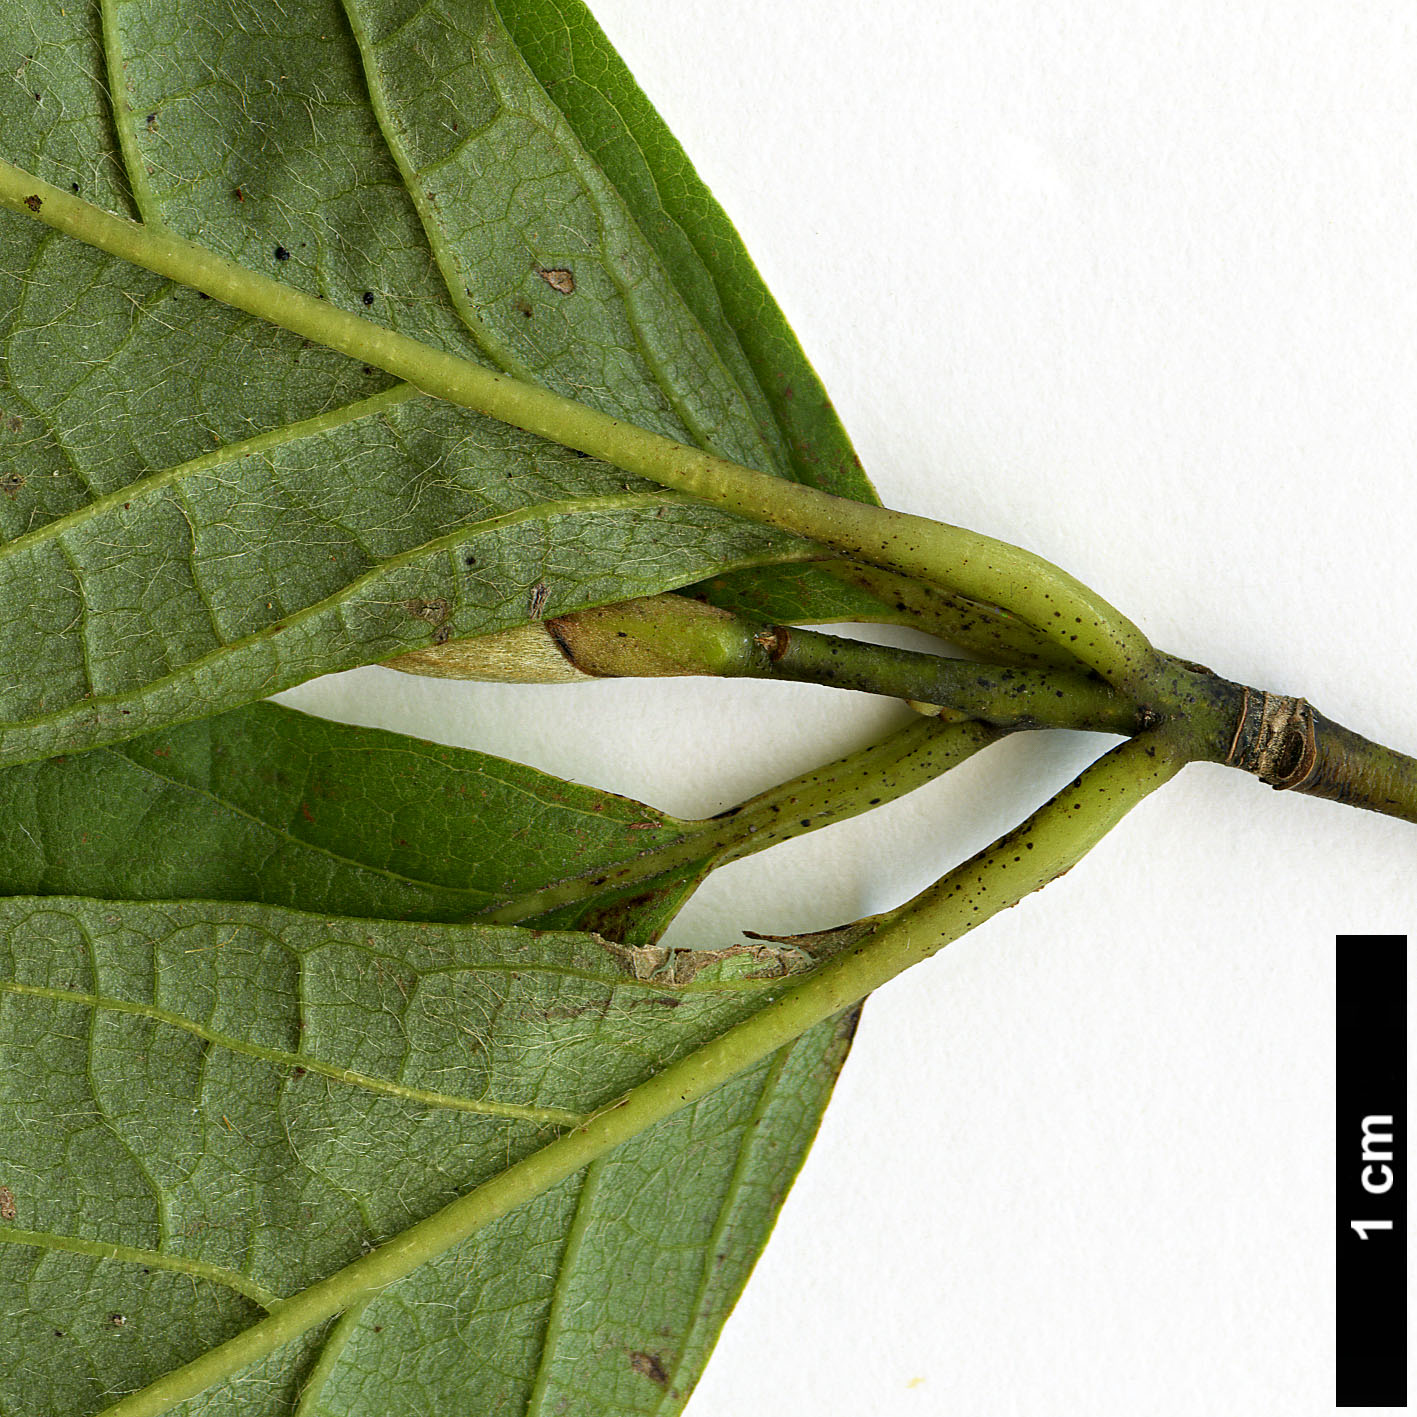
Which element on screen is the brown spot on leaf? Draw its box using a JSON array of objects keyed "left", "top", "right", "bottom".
[
  {"left": 536, "top": 267, "right": 575, "bottom": 295},
  {"left": 629, "top": 1351, "right": 669, "bottom": 1386},
  {"left": 512, "top": 296, "right": 533, "bottom": 318},
  {"left": 0, "top": 1186, "right": 15, "bottom": 1222},
  {"left": 402, "top": 597, "right": 452, "bottom": 626},
  {"left": 23, "top": 194, "right": 42, "bottom": 213},
  {"left": 0, "top": 473, "right": 25, "bottom": 496},
  {"left": 4, "top": 416, "right": 22, "bottom": 433}
]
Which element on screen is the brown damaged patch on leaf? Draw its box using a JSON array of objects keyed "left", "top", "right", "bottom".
[
  {"left": 23, "top": 194, "right": 42, "bottom": 212},
  {"left": 629, "top": 1350, "right": 669, "bottom": 1386},
  {"left": 0, "top": 1185, "right": 15, "bottom": 1221},
  {"left": 602, "top": 938, "right": 815, "bottom": 985},
  {"left": 402, "top": 597, "right": 452, "bottom": 625},
  {"left": 0, "top": 472, "right": 26, "bottom": 495},
  {"left": 741, "top": 914, "right": 885, "bottom": 961},
  {"left": 536, "top": 266, "right": 576, "bottom": 295}
]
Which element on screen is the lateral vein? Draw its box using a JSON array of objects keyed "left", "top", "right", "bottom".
[
  {"left": 0, "top": 980, "right": 585, "bottom": 1127},
  {"left": 0, "top": 1225, "right": 281, "bottom": 1309}
]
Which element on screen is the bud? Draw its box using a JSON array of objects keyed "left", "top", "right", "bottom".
[
  {"left": 384, "top": 594, "right": 745, "bottom": 683},
  {"left": 385, "top": 621, "right": 590, "bottom": 683}
]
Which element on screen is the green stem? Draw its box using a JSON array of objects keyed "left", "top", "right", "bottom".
[
  {"left": 736, "top": 624, "right": 1138, "bottom": 734},
  {"left": 0, "top": 163, "right": 1152, "bottom": 688},
  {"left": 94, "top": 734, "right": 1180, "bottom": 1417},
  {"left": 1145, "top": 655, "right": 1417, "bottom": 824},
  {"left": 707, "top": 718, "right": 998, "bottom": 864},
  {"left": 814, "top": 560, "right": 1087, "bottom": 670},
  {"left": 546, "top": 595, "right": 1138, "bottom": 734},
  {"left": 480, "top": 716, "right": 1002, "bottom": 925}
]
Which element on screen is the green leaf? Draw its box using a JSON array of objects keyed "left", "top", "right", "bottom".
[
  {"left": 0, "top": 896, "right": 852, "bottom": 1415},
  {"left": 0, "top": 702, "right": 995, "bottom": 1414},
  {"left": 0, "top": 2, "right": 952, "bottom": 1408},
  {"left": 0, "top": 698, "right": 696, "bottom": 925},
  {"left": 0, "top": 700, "right": 982, "bottom": 937},
  {"left": 0, "top": 699, "right": 861, "bottom": 1416},
  {"left": 0, "top": 0, "right": 878, "bottom": 767},
  {"left": 490, "top": 0, "right": 875, "bottom": 505},
  {"left": 0, "top": 726, "right": 1176, "bottom": 1417}
]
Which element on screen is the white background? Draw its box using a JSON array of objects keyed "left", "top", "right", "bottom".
[{"left": 280, "top": 4, "right": 1417, "bottom": 1413}]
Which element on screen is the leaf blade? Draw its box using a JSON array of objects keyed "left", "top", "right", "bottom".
[
  {"left": 0, "top": 701, "right": 983, "bottom": 936},
  {"left": 0, "top": 0, "right": 881, "bottom": 762},
  {"left": 0, "top": 699, "right": 978, "bottom": 1414},
  {"left": 0, "top": 3, "right": 921, "bottom": 1409},
  {"left": 0, "top": 897, "right": 842, "bottom": 1416},
  {"left": 307, "top": 1012, "right": 858, "bottom": 1417},
  {"left": 497, "top": 0, "right": 877, "bottom": 504}
]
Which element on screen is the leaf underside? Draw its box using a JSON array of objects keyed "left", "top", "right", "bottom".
[
  {"left": 0, "top": 700, "right": 697, "bottom": 926},
  {"left": 0, "top": 0, "right": 881, "bottom": 768},
  {"left": 0, "top": 897, "right": 854, "bottom": 1415},
  {"left": 0, "top": 701, "right": 870, "bottom": 1415},
  {"left": 0, "top": 0, "right": 891, "bottom": 1411}
]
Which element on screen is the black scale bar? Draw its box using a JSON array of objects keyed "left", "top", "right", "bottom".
[{"left": 1336, "top": 934, "right": 1407, "bottom": 1408}]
